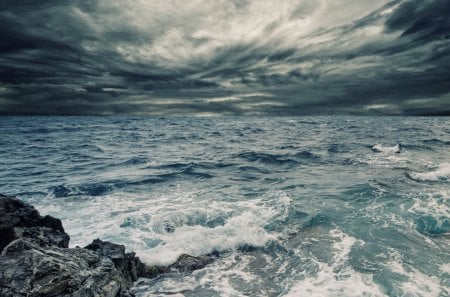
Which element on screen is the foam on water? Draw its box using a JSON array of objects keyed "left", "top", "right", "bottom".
[
  {"left": 285, "top": 229, "right": 386, "bottom": 297},
  {"left": 139, "top": 210, "right": 277, "bottom": 266},
  {"left": 385, "top": 249, "right": 448, "bottom": 297},
  {"left": 35, "top": 187, "right": 288, "bottom": 267},
  {"left": 408, "top": 163, "right": 450, "bottom": 182},
  {"left": 363, "top": 143, "right": 411, "bottom": 168},
  {"left": 2, "top": 116, "right": 450, "bottom": 296},
  {"left": 372, "top": 143, "right": 401, "bottom": 154}
]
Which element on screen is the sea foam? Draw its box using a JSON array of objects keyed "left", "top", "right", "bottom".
[
  {"left": 408, "top": 163, "right": 450, "bottom": 181},
  {"left": 285, "top": 229, "right": 386, "bottom": 297}
]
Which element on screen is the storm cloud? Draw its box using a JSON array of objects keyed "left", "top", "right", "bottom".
[{"left": 0, "top": 0, "right": 449, "bottom": 115}]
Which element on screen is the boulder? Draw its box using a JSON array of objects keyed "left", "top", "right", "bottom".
[
  {"left": 0, "top": 194, "right": 68, "bottom": 251},
  {"left": 0, "top": 195, "right": 214, "bottom": 296},
  {"left": 85, "top": 239, "right": 146, "bottom": 288},
  {"left": 0, "top": 195, "right": 138, "bottom": 297},
  {"left": 0, "top": 238, "right": 125, "bottom": 297}
]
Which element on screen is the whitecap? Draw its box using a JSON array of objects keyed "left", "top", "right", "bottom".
[
  {"left": 408, "top": 163, "right": 450, "bottom": 182},
  {"left": 284, "top": 229, "right": 386, "bottom": 297},
  {"left": 138, "top": 211, "right": 277, "bottom": 266},
  {"left": 372, "top": 143, "right": 401, "bottom": 154},
  {"left": 385, "top": 249, "right": 448, "bottom": 297}
]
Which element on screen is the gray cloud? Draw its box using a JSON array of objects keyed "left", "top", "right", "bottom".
[{"left": 0, "top": 0, "right": 449, "bottom": 115}]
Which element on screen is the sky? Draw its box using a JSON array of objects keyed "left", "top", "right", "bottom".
[{"left": 0, "top": 0, "right": 449, "bottom": 116}]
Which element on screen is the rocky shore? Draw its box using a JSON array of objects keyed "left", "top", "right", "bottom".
[{"left": 0, "top": 194, "right": 213, "bottom": 297}]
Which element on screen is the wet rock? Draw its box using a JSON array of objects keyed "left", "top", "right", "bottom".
[
  {"left": 12, "top": 226, "right": 70, "bottom": 248},
  {"left": 85, "top": 239, "right": 146, "bottom": 288},
  {"left": 0, "top": 195, "right": 67, "bottom": 252},
  {"left": 140, "top": 254, "right": 214, "bottom": 279},
  {"left": 170, "top": 254, "right": 214, "bottom": 272},
  {"left": 0, "top": 195, "right": 213, "bottom": 296},
  {"left": 0, "top": 238, "right": 123, "bottom": 297},
  {"left": 0, "top": 195, "right": 139, "bottom": 297}
]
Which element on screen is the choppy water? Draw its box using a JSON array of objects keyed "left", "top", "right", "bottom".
[{"left": 1, "top": 116, "right": 449, "bottom": 297}]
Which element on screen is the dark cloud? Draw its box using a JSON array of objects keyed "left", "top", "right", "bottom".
[
  {"left": 385, "top": 0, "right": 450, "bottom": 40},
  {"left": 0, "top": 0, "right": 449, "bottom": 115}
]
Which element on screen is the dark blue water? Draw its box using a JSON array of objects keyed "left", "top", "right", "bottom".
[{"left": 1, "top": 116, "right": 449, "bottom": 296}]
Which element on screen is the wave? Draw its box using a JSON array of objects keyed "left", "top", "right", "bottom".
[
  {"left": 52, "top": 183, "right": 113, "bottom": 197},
  {"left": 237, "top": 152, "right": 298, "bottom": 165},
  {"left": 285, "top": 229, "right": 385, "bottom": 297},
  {"left": 302, "top": 213, "right": 333, "bottom": 228},
  {"left": 138, "top": 209, "right": 280, "bottom": 266},
  {"left": 154, "top": 161, "right": 235, "bottom": 171},
  {"left": 236, "top": 151, "right": 319, "bottom": 165},
  {"left": 327, "top": 143, "right": 351, "bottom": 153},
  {"left": 372, "top": 143, "right": 401, "bottom": 154},
  {"left": 422, "top": 138, "right": 450, "bottom": 146},
  {"left": 51, "top": 167, "right": 215, "bottom": 197},
  {"left": 415, "top": 215, "right": 450, "bottom": 236},
  {"left": 407, "top": 163, "right": 450, "bottom": 182},
  {"left": 122, "top": 156, "right": 149, "bottom": 166}
]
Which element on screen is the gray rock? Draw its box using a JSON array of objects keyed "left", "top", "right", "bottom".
[
  {"left": 0, "top": 195, "right": 138, "bottom": 297},
  {"left": 85, "top": 239, "right": 146, "bottom": 288},
  {"left": 0, "top": 195, "right": 68, "bottom": 252},
  {"left": 0, "top": 238, "right": 123, "bottom": 297},
  {"left": 140, "top": 254, "right": 214, "bottom": 279},
  {"left": 169, "top": 254, "right": 214, "bottom": 273},
  {"left": 0, "top": 195, "right": 213, "bottom": 297}
]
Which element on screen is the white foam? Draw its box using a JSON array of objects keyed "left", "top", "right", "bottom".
[
  {"left": 135, "top": 191, "right": 290, "bottom": 266},
  {"left": 372, "top": 143, "right": 401, "bottom": 154},
  {"left": 409, "top": 163, "right": 450, "bottom": 181},
  {"left": 200, "top": 253, "right": 257, "bottom": 297},
  {"left": 364, "top": 143, "right": 410, "bottom": 168},
  {"left": 385, "top": 250, "right": 448, "bottom": 297},
  {"left": 285, "top": 229, "right": 386, "bottom": 297},
  {"left": 409, "top": 193, "right": 450, "bottom": 218},
  {"left": 440, "top": 263, "right": 450, "bottom": 274},
  {"left": 138, "top": 211, "right": 276, "bottom": 266}
]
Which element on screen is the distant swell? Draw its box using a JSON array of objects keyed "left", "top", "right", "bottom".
[
  {"left": 422, "top": 138, "right": 450, "bottom": 146},
  {"left": 236, "top": 151, "right": 319, "bottom": 165},
  {"left": 52, "top": 168, "right": 214, "bottom": 197}
]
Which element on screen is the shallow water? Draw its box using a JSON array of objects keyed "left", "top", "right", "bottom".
[{"left": 1, "top": 116, "right": 449, "bottom": 297}]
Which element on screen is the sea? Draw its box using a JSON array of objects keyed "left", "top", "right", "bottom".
[{"left": 0, "top": 116, "right": 449, "bottom": 297}]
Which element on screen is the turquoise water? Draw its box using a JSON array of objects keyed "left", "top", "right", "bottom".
[{"left": 0, "top": 116, "right": 449, "bottom": 296}]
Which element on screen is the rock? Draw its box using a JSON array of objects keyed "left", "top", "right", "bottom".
[
  {"left": 170, "top": 254, "right": 214, "bottom": 272},
  {"left": 0, "top": 238, "right": 124, "bottom": 297},
  {"left": 0, "top": 195, "right": 139, "bottom": 297},
  {"left": 0, "top": 195, "right": 213, "bottom": 296},
  {"left": 0, "top": 195, "right": 68, "bottom": 252},
  {"left": 140, "top": 254, "right": 214, "bottom": 279},
  {"left": 85, "top": 239, "right": 146, "bottom": 288},
  {"left": 13, "top": 226, "right": 70, "bottom": 248}
]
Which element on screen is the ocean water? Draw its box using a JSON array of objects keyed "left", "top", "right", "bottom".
[{"left": 0, "top": 116, "right": 449, "bottom": 297}]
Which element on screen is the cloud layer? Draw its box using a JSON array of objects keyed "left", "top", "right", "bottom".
[{"left": 0, "top": 0, "right": 449, "bottom": 115}]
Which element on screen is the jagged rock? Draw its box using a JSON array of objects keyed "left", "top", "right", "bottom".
[
  {"left": 140, "top": 254, "right": 214, "bottom": 279},
  {"left": 0, "top": 238, "right": 124, "bottom": 297},
  {"left": 0, "top": 195, "right": 214, "bottom": 297},
  {"left": 13, "top": 226, "right": 70, "bottom": 248},
  {"left": 0, "top": 196, "right": 138, "bottom": 297},
  {"left": 0, "top": 195, "right": 68, "bottom": 252},
  {"left": 85, "top": 239, "right": 146, "bottom": 288},
  {"left": 170, "top": 254, "right": 214, "bottom": 273}
]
